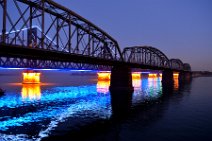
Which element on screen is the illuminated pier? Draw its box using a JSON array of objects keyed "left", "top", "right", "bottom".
[
  {"left": 132, "top": 72, "right": 141, "bottom": 79},
  {"left": 97, "top": 72, "right": 111, "bottom": 81},
  {"left": 22, "top": 70, "right": 41, "bottom": 84},
  {"left": 132, "top": 72, "right": 141, "bottom": 89},
  {"left": 173, "top": 72, "right": 179, "bottom": 89}
]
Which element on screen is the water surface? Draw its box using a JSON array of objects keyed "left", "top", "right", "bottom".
[{"left": 0, "top": 70, "right": 212, "bottom": 141}]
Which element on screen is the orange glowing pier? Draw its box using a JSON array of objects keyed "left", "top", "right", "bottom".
[
  {"left": 97, "top": 72, "right": 111, "bottom": 81},
  {"left": 132, "top": 72, "right": 141, "bottom": 79},
  {"left": 22, "top": 70, "right": 41, "bottom": 84}
]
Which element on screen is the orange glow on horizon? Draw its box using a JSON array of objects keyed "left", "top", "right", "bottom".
[
  {"left": 21, "top": 84, "right": 41, "bottom": 100},
  {"left": 23, "top": 72, "right": 41, "bottom": 84}
]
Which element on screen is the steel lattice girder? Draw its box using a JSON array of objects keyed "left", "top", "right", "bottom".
[
  {"left": 0, "top": 56, "right": 111, "bottom": 70},
  {"left": 183, "top": 63, "right": 191, "bottom": 71},
  {"left": 169, "top": 58, "right": 184, "bottom": 70},
  {"left": 122, "top": 46, "right": 170, "bottom": 68},
  {"left": 0, "top": 0, "right": 123, "bottom": 61}
]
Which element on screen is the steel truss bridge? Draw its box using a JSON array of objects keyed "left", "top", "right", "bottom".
[{"left": 0, "top": 0, "right": 191, "bottom": 72}]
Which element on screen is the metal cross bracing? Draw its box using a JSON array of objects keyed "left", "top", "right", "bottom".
[
  {"left": 183, "top": 63, "right": 191, "bottom": 71},
  {"left": 0, "top": 56, "right": 111, "bottom": 70},
  {"left": 0, "top": 0, "right": 123, "bottom": 63},
  {"left": 122, "top": 46, "right": 170, "bottom": 68},
  {"left": 169, "top": 59, "right": 191, "bottom": 71},
  {"left": 169, "top": 58, "right": 184, "bottom": 70}
]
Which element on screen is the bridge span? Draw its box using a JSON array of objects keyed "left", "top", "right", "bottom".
[{"left": 0, "top": 0, "right": 192, "bottom": 91}]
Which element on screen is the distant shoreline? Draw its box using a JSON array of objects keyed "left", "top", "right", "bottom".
[{"left": 192, "top": 71, "right": 212, "bottom": 77}]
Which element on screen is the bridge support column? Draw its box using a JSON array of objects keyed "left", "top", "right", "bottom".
[
  {"left": 162, "top": 70, "right": 173, "bottom": 84},
  {"left": 179, "top": 71, "right": 185, "bottom": 82},
  {"left": 2, "top": 0, "right": 7, "bottom": 43},
  {"left": 109, "top": 66, "right": 133, "bottom": 91},
  {"left": 185, "top": 71, "right": 192, "bottom": 80},
  {"left": 109, "top": 66, "right": 134, "bottom": 118},
  {"left": 179, "top": 71, "right": 192, "bottom": 82}
]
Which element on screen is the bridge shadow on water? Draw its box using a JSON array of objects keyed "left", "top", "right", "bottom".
[{"left": 42, "top": 78, "right": 192, "bottom": 141}]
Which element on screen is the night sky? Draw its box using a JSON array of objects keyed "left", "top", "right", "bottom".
[{"left": 54, "top": 0, "right": 212, "bottom": 71}]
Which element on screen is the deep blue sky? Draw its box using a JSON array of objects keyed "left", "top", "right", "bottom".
[{"left": 54, "top": 0, "right": 212, "bottom": 71}]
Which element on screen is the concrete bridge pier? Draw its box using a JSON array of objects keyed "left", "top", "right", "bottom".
[
  {"left": 162, "top": 70, "right": 174, "bottom": 84},
  {"left": 179, "top": 71, "right": 185, "bottom": 82},
  {"left": 109, "top": 65, "right": 134, "bottom": 91},
  {"left": 179, "top": 71, "right": 192, "bottom": 82},
  {"left": 109, "top": 66, "right": 134, "bottom": 118}
]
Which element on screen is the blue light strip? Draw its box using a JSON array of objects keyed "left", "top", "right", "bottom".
[
  {"left": 141, "top": 72, "right": 150, "bottom": 74},
  {"left": 97, "top": 71, "right": 111, "bottom": 73},
  {"left": 0, "top": 67, "right": 97, "bottom": 72},
  {"left": 0, "top": 67, "right": 30, "bottom": 70}
]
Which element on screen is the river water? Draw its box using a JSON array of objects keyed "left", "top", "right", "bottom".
[{"left": 0, "top": 70, "right": 212, "bottom": 141}]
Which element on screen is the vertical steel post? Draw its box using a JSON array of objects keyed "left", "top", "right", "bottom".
[
  {"left": 144, "top": 50, "right": 146, "bottom": 64},
  {"left": 115, "top": 46, "right": 117, "bottom": 60},
  {"left": 142, "top": 49, "right": 144, "bottom": 64},
  {"left": 30, "top": 6, "right": 32, "bottom": 33},
  {"left": 92, "top": 37, "right": 94, "bottom": 57},
  {"left": 29, "top": 5, "right": 32, "bottom": 47},
  {"left": 150, "top": 52, "right": 152, "bottom": 65},
  {"left": 2, "top": 0, "right": 7, "bottom": 43},
  {"left": 56, "top": 18, "right": 59, "bottom": 50},
  {"left": 41, "top": 0, "right": 44, "bottom": 49},
  {"left": 76, "top": 28, "right": 79, "bottom": 53},
  {"left": 68, "top": 15, "right": 71, "bottom": 53},
  {"left": 88, "top": 33, "right": 91, "bottom": 55}
]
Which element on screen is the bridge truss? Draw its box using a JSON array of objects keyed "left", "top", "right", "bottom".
[
  {"left": 169, "top": 58, "right": 184, "bottom": 70},
  {"left": 183, "top": 63, "right": 191, "bottom": 71},
  {"left": 0, "top": 56, "right": 111, "bottom": 70},
  {"left": 123, "top": 46, "right": 170, "bottom": 68},
  {"left": 0, "top": 0, "right": 191, "bottom": 72},
  {"left": 0, "top": 0, "right": 122, "bottom": 70}
]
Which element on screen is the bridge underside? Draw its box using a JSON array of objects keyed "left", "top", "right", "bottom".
[
  {"left": 0, "top": 56, "right": 112, "bottom": 70},
  {"left": 0, "top": 44, "right": 113, "bottom": 70},
  {"left": 0, "top": 44, "right": 180, "bottom": 71}
]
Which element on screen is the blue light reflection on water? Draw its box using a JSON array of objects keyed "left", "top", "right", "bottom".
[
  {"left": 0, "top": 85, "right": 111, "bottom": 132},
  {"left": 0, "top": 76, "right": 163, "bottom": 140},
  {"left": 132, "top": 77, "right": 162, "bottom": 105}
]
